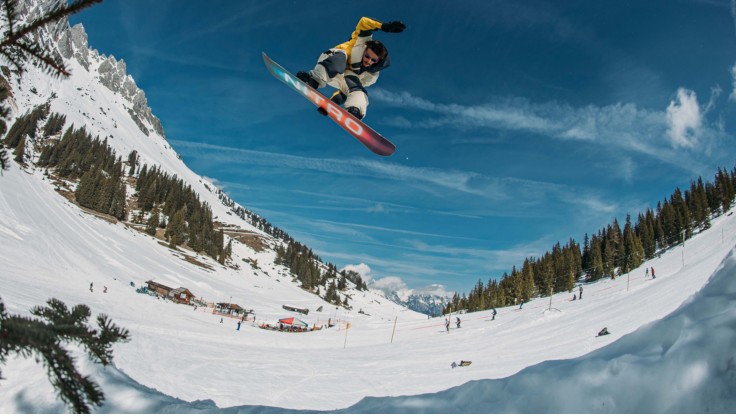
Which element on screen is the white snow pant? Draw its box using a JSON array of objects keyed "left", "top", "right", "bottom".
[{"left": 309, "top": 49, "right": 369, "bottom": 119}]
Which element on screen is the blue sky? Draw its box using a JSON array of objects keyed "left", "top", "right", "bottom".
[{"left": 71, "top": 0, "right": 736, "bottom": 294}]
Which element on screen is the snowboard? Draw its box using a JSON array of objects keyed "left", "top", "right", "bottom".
[
  {"left": 596, "top": 328, "right": 611, "bottom": 337},
  {"left": 262, "top": 52, "right": 396, "bottom": 157},
  {"left": 451, "top": 360, "right": 472, "bottom": 368}
]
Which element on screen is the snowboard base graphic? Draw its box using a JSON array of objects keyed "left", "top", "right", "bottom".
[{"left": 262, "top": 52, "right": 396, "bottom": 157}]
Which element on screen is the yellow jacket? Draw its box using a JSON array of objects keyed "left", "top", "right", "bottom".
[{"left": 333, "top": 17, "right": 390, "bottom": 81}]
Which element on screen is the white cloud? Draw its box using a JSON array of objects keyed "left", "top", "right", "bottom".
[
  {"left": 342, "top": 263, "right": 417, "bottom": 296},
  {"left": 730, "top": 63, "right": 736, "bottom": 102},
  {"left": 367, "top": 203, "right": 387, "bottom": 213},
  {"left": 341, "top": 263, "right": 376, "bottom": 283},
  {"left": 170, "top": 141, "right": 495, "bottom": 198},
  {"left": 704, "top": 85, "right": 721, "bottom": 114},
  {"left": 414, "top": 283, "right": 453, "bottom": 298},
  {"left": 666, "top": 88, "right": 702, "bottom": 149},
  {"left": 369, "top": 276, "right": 409, "bottom": 294},
  {"left": 371, "top": 87, "right": 727, "bottom": 174}
]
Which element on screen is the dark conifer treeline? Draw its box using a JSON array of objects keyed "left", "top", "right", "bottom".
[
  {"left": 3, "top": 104, "right": 49, "bottom": 150},
  {"left": 3, "top": 104, "right": 50, "bottom": 164},
  {"left": 444, "top": 164, "right": 736, "bottom": 314},
  {"left": 135, "top": 163, "right": 226, "bottom": 261},
  {"left": 218, "top": 188, "right": 295, "bottom": 243},
  {"left": 274, "top": 243, "right": 367, "bottom": 307},
  {"left": 219, "top": 188, "right": 350, "bottom": 298},
  {"left": 36, "top": 125, "right": 127, "bottom": 220},
  {"left": 275, "top": 240, "right": 321, "bottom": 291},
  {"left": 31, "top": 121, "right": 228, "bottom": 262},
  {"left": 342, "top": 268, "right": 368, "bottom": 291}
]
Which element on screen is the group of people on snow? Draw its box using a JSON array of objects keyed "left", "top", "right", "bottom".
[
  {"left": 444, "top": 317, "right": 462, "bottom": 332},
  {"left": 646, "top": 267, "right": 657, "bottom": 279}
]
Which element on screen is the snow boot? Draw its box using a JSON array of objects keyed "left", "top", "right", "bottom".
[
  {"left": 317, "top": 92, "right": 347, "bottom": 116},
  {"left": 346, "top": 106, "right": 364, "bottom": 120},
  {"left": 296, "top": 71, "right": 319, "bottom": 89}
]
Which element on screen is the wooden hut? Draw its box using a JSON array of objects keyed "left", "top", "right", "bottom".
[
  {"left": 146, "top": 280, "right": 173, "bottom": 297},
  {"left": 215, "top": 303, "right": 245, "bottom": 317},
  {"left": 171, "top": 288, "right": 195, "bottom": 304}
]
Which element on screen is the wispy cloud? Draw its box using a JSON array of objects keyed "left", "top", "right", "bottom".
[
  {"left": 172, "top": 140, "right": 622, "bottom": 225},
  {"left": 315, "top": 219, "right": 483, "bottom": 242},
  {"left": 372, "top": 88, "right": 728, "bottom": 174},
  {"left": 730, "top": 63, "right": 736, "bottom": 102},
  {"left": 666, "top": 88, "right": 702, "bottom": 148},
  {"left": 128, "top": 46, "right": 240, "bottom": 72},
  {"left": 171, "top": 141, "right": 578, "bottom": 204}
]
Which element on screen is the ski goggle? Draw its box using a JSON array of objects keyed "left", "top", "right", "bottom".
[{"left": 363, "top": 51, "right": 379, "bottom": 64}]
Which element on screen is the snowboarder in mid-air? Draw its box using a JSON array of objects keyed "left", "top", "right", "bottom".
[{"left": 297, "top": 17, "right": 406, "bottom": 121}]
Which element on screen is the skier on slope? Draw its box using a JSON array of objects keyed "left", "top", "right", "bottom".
[{"left": 296, "top": 17, "right": 406, "bottom": 121}]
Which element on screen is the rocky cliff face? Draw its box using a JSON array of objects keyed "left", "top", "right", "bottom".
[
  {"left": 58, "top": 23, "right": 165, "bottom": 138},
  {"left": 19, "top": 0, "right": 165, "bottom": 138}
]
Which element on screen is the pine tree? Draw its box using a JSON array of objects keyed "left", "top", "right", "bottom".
[
  {"left": 127, "top": 150, "right": 138, "bottom": 176},
  {"left": 41, "top": 113, "right": 66, "bottom": 137},
  {"left": 145, "top": 209, "right": 159, "bottom": 236},
  {"left": 165, "top": 207, "right": 187, "bottom": 248},
  {"left": 326, "top": 281, "right": 338, "bottom": 304},
  {"left": 0, "top": 296, "right": 129, "bottom": 413},
  {"left": 589, "top": 235, "right": 604, "bottom": 281},
  {"left": 622, "top": 214, "right": 644, "bottom": 273},
  {"left": 224, "top": 239, "right": 233, "bottom": 258},
  {"left": 12, "top": 134, "right": 25, "bottom": 164}
]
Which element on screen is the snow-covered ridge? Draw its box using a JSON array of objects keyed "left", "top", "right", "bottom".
[
  {"left": 15, "top": 0, "right": 164, "bottom": 138},
  {"left": 1, "top": 0, "right": 260, "bottom": 236},
  {"left": 1, "top": 0, "right": 411, "bottom": 314},
  {"left": 1, "top": 1, "right": 736, "bottom": 412},
  {"left": 1, "top": 153, "right": 734, "bottom": 411},
  {"left": 2, "top": 0, "right": 436, "bottom": 317},
  {"left": 56, "top": 23, "right": 166, "bottom": 138}
]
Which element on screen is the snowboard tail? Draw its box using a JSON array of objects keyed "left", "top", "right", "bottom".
[{"left": 262, "top": 52, "right": 396, "bottom": 157}]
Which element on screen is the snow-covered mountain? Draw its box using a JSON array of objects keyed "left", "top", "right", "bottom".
[
  {"left": 342, "top": 264, "right": 451, "bottom": 316},
  {"left": 377, "top": 285, "right": 450, "bottom": 317},
  {"left": 2, "top": 1, "right": 735, "bottom": 413},
  {"left": 1, "top": 0, "right": 408, "bottom": 313},
  {"left": 5, "top": 0, "right": 444, "bottom": 318}
]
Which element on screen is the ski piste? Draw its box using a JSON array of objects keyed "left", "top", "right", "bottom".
[{"left": 262, "top": 52, "right": 396, "bottom": 157}]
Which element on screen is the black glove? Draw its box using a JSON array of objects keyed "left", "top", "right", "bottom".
[{"left": 381, "top": 21, "right": 406, "bottom": 33}]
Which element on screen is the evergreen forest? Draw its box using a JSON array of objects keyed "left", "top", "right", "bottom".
[
  {"left": 444, "top": 164, "right": 736, "bottom": 314},
  {"left": 3, "top": 106, "right": 361, "bottom": 307}
]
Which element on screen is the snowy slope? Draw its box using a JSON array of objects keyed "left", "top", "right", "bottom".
[
  {"left": 1, "top": 156, "right": 735, "bottom": 412},
  {"left": 1, "top": 0, "right": 406, "bottom": 315},
  {"left": 6, "top": 17, "right": 251, "bottom": 231},
  {"left": 1, "top": 1, "right": 736, "bottom": 412}
]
